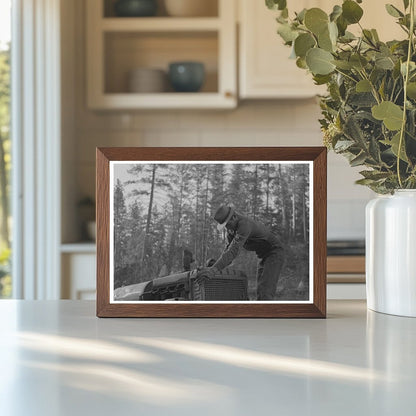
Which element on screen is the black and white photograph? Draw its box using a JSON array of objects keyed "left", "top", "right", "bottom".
[{"left": 110, "top": 161, "right": 312, "bottom": 303}]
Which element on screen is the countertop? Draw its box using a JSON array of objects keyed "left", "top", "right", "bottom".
[{"left": 0, "top": 300, "right": 415, "bottom": 416}]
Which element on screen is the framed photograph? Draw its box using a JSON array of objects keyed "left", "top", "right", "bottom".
[{"left": 96, "top": 147, "right": 327, "bottom": 318}]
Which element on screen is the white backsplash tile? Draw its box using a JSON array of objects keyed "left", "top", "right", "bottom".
[{"left": 328, "top": 199, "right": 369, "bottom": 240}]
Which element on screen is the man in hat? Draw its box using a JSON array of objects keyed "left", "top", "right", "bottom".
[{"left": 203, "top": 205, "right": 285, "bottom": 300}]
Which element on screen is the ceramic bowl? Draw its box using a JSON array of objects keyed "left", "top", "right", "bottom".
[
  {"left": 114, "top": 0, "right": 158, "bottom": 17},
  {"left": 128, "top": 68, "right": 167, "bottom": 93},
  {"left": 168, "top": 62, "right": 205, "bottom": 92}
]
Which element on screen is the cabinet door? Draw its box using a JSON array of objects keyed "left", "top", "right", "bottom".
[
  {"left": 62, "top": 253, "right": 96, "bottom": 300},
  {"left": 239, "top": 0, "right": 326, "bottom": 99},
  {"left": 358, "top": 0, "right": 404, "bottom": 41},
  {"left": 239, "top": 0, "right": 405, "bottom": 99}
]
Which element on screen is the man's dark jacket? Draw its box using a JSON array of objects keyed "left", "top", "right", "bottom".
[{"left": 213, "top": 213, "right": 283, "bottom": 271}]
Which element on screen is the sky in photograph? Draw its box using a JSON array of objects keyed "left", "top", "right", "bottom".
[{"left": 0, "top": 0, "right": 11, "bottom": 50}]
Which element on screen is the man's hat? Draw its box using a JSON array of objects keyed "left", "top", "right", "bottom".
[{"left": 214, "top": 205, "right": 234, "bottom": 231}]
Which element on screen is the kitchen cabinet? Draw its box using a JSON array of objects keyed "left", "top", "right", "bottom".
[
  {"left": 327, "top": 255, "right": 366, "bottom": 299},
  {"left": 61, "top": 245, "right": 96, "bottom": 300},
  {"left": 238, "top": 0, "right": 325, "bottom": 99},
  {"left": 238, "top": 0, "right": 404, "bottom": 99},
  {"left": 86, "top": 0, "right": 237, "bottom": 109}
]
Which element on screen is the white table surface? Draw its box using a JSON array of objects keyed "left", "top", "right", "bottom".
[{"left": 0, "top": 300, "right": 415, "bottom": 416}]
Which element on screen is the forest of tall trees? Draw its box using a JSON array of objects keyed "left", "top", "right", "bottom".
[{"left": 113, "top": 162, "right": 310, "bottom": 300}]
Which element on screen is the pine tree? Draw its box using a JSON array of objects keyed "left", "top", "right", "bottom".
[{"left": 114, "top": 179, "right": 128, "bottom": 270}]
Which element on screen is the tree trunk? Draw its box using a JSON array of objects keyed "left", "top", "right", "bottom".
[
  {"left": 166, "top": 203, "right": 176, "bottom": 274},
  {"left": 278, "top": 165, "right": 287, "bottom": 239},
  {"left": 194, "top": 174, "right": 199, "bottom": 264},
  {"left": 303, "top": 190, "right": 307, "bottom": 243},
  {"left": 141, "top": 165, "right": 156, "bottom": 265},
  {"left": 202, "top": 166, "right": 210, "bottom": 265},
  {"left": 265, "top": 164, "right": 270, "bottom": 223},
  {"left": 174, "top": 172, "right": 185, "bottom": 268},
  {"left": 292, "top": 191, "right": 295, "bottom": 241},
  {"left": 252, "top": 164, "right": 258, "bottom": 220}
]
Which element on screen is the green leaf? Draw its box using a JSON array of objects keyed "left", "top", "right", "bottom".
[
  {"left": 304, "top": 8, "right": 329, "bottom": 35},
  {"left": 330, "top": 5, "right": 342, "bottom": 22},
  {"left": 401, "top": 61, "right": 416, "bottom": 76},
  {"left": 348, "top": 92, "right": 377, "bottom": 107},
  {"left": 296, "top": 8, "right": 307, "bottom": 23},
  {"left": 350, "top": 152, "right": 367, "bottom": 167},
  {"left": 372, "top": 101, "right": 404, "bottom": 131},
  {"left": 378, "top": 78, "right": 386, "bottom": 100},
  {"left": 342, "top": 0, "right": 364, "bottom": 24},
  {"left": 356, "top": 79, "right": 372, "bottom": 92},
  {"left": 336, "top": 15, "right": 348, "bottom": 36},
  {"left": 328, "top": 21, "right": 338, "bottom": 44},
  {"left": 277, "top": 23, "right": 298, "bottom": 43},
  {"left": 369, "top": 136, "right": 382, "bottom": 163},
  {"left": 362, "top": 29, "right": 376, "bottom": 46},
  {"left": 399, "top": 14, "right": 411, "bottom": 29},
  {"left": 350, "top": 54, "right": 368, "bottom": 70},
  {"left": 294, "top": 33, "right": 316, "bottom": 58},
  {"left": 407, "top": 82, "right": 416, "bottom": 99},
  {"left": 289, "top": 44, "right": 297, "bottom": 59},
  {"left": 408, "top": 109, "right": 416, "bottom": 137},
  {"left": 266, "top": 0, "right": 287, "bottom": 11},
  {"left": 276, "top": 14, "right": 287, "bottom": 24},
  {"left": 385, "top": 4, "right": 404, "bottom": 18},
  {"left": 403, "top": 0, "right": 410, "bottom": 10},
  {"left": 306, "top": 48, "right": 335, "bottom": 75},
  {"left": 371, "top": 29, "right": 380, "bottom": 42},
  {"left": 318, "top": 27, "right": 334, "bottom": 52},
  {"left": 383, "top": 132, "right": 409, "bottom": 162},
  {"left": 334, "top": 140, "right": 355, "bottom": 151},
  {"left": 360, "top": 170, "right": 392, "bottom": 181},
  {"left": 313, "top": 74, "right": 332, "bottom": 85},
  {"left": 393, "top": 60, "right": 402, "bottom": 79},
  {"left": 344, "top": 115, "right": 367, "bottom": 147},
  {"left": 339, "top": 31, "right": 356, "bottom": 43},
  {"left": 375, "top": 55, "right": 395, "bottom": 70},
  {"left": 333, "top": 60, "right": 353, "bottom": 70},
  {"left": 296, "top": 57, "right": 308, "bottom": 69},
  {"left": 355, "top": 178, "right": 377, "bottom": 186}
]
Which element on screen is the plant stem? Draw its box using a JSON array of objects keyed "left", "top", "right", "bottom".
[
  {"left": 358, "top": 69, "right": 381, "bottom": 104},
  {"left": 334, "top": 68, "right": 358, "bottom": 84},
  {"left": 397, "top": 0, "right": 415, "bottom": 188}
]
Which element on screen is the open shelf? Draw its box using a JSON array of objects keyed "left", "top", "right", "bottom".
[
  {"left": 91, "top": 92, "right": 234, "bottom": 109},
  {"left": 104, "top": 31, "right": 218, "bottom": 94},
  {"left": 103, "top": 0, "right": 219, "bottom": 18},
  {"left": 101, "top": 17, "right": 221, "bottom": 31},
  {"left": 87, "top": 0, "right": 236, "bottom": 109}
]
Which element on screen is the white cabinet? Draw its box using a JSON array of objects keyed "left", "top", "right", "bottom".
[
  {"left": 239, "top": 0, "right": 325, "bottom": 99},
  {"left": 86, "top": 0, "right": 237, "bottom": 109},
  {"left": 61, "top": 245, "right": 96, "bottom": 300},
  {"left": 238, "top": 0, "right": 404, "bottom": 99}
]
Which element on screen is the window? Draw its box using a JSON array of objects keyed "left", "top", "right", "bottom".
[{"left": 0, "top": 0, "right": 11, "bottom": 298}]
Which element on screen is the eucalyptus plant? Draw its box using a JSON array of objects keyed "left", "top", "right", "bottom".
[{"left": 267, "top": 0, "right": 416, "bottom": 193}]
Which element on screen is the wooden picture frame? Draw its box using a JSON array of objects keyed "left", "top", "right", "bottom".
[{"left": 96, "top": 147, "right": 327, "bottom": 318}]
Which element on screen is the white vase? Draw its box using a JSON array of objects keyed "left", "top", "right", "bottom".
[{"left": 366, "top": 190, "right": 416, "bottom": 317}]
